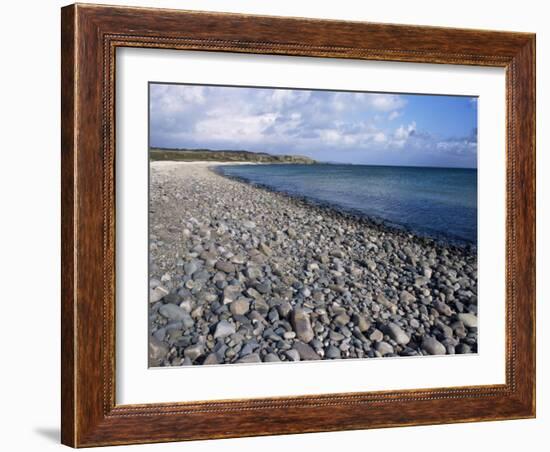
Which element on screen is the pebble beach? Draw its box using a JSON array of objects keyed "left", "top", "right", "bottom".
[{"left": 148, "top": 161, "right": 478, "bottom": 366}]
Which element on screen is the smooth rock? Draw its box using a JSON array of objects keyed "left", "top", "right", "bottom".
[
  {"left": 264, "top": 353, "right": 281, "bottom": 362},
  {"left": 236, "top": 353, "right": 261, "bottom": 363},
  {"left": 285, "top": 349, "right": 301, "bottom": 361},
  {"left": 277, "top": 301, "right": 292, "bottom": 318},
  {"left": 375, "top": 341, "right": 394, "bottom": 356},
  {"left": 223, "top": 285, "right": 242, "bottom": 304},
  {"left": 376, "top": 293, "right": 394, "bottom": 308},
  {"left": 216, "top": 261, "right": 236, "bottom": 273},
  {"left": 283, "top": 331, "right": 296, "bottom": 340},
  {"left": 184, "top": 261, "right": 199, "bottom": 276},
  {"left": 325, "top": 345, "right": 341, "bottom": 359},
  {"left": 150, "top": 285, "right": 169, "bottom": 303},
  {"left": 458, "top": 313, "right": 478, "bottom": 328},
  {"left": 422, "top": 336, "right": 447, "bottom": 355},
  {"left": 455, "top": 343, "right": 472, "bottom": 354},
  {"left": 159, "top": 304, "right": 194, "bottom": 328},
  {"left": 148, "top": 336, "right": 169, "bottom": 366},
  {"left": 434, "top": 301, "right": 453, "bottom": 317},
  {"left": 385, "top": 322, "right": 410, "bottom": 345},
  {"left": 369, "top": 329, "right": 384, "bottom": 342},
  {"left": 259, "top": 243, "right": 272, "bottom": 256},
  {"left": 293, "top": 341, "right": 321, "bottom": 360},
  {"left": 356, "top": 315, "right": 371, "bottom": 333},
  {"left": 214, "top": 320, "right": 236, "bottom": 339},
  {"left": 334, "top": 313, "right": 350, "bottom": 326},
  {"left": 230, "top": 298, "right": 250, "bottom": 316},
  {"left": 399, "top": 290, "right": 416, "bottom": 304},
  {"left": 291, "top": 308, "right": 314, "bottom": 343},
  {"left": 183, "top": 343, "right": 203, "bottom": 361},
  {"left": 203, "top": 353, "right": 220, "bottom": 365}
]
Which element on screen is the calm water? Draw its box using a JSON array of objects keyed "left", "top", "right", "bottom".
[{"left": 217, "top": 164, "right": 477, "bottom": 244}]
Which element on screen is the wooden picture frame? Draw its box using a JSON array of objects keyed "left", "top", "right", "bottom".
[{"left": 61, "top": 3, "right": 536, "bottom": 447}]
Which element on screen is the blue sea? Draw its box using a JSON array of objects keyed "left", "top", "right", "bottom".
[{"left": 217, "top": 164, "right": 477, "bottom": 245}]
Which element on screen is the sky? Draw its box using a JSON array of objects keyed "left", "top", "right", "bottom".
[{"left": 149, "top": 83, "right": 478, "bottom": 168}]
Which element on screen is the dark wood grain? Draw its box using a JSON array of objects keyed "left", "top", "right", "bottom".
[
  {"left": 60, "top": 4, "right": 76, "bottom": 447},
  {"left": 61, "top": 3, "right": 536, "bottom": 447}
]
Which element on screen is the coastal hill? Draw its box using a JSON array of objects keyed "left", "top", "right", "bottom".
[{"left": 150, "top": 147, "right": 317, "bottom": 164}]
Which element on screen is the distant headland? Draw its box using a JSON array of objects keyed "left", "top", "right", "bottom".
[{"left": 149, "top": 147, "right": 317, "bottom": 164}]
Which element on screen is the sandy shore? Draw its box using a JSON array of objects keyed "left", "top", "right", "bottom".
[{"left": 148, "top": 162, "right": 478, "bottom": 366}]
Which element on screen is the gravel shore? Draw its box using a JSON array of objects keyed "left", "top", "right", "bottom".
[{"left": 148, "top": 162, "right": 478, "bottom": 366}]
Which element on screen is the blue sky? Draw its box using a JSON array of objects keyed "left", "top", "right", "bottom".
[{"left": 150, "top": 83, "right": 478, "bottom": 168}]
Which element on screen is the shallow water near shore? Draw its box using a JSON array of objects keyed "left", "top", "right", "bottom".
[{"left": 216, "top": 163, "right": 477, "bottom": 245}]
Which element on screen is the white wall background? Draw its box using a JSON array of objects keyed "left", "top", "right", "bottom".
[{"left": 0, "top": 1, "right": 546, "bottom": 450}]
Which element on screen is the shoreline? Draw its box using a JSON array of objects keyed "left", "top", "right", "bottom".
[
  {"left": 209, "top": 163, "right": 477, "bottom": 251},
  {"left": 149, "top": 161, "right": 478, "bottom": 366}
]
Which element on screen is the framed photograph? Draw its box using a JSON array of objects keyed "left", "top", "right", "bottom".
[{"left": 61, "top": 3, "right": 536, "bottom": 447}]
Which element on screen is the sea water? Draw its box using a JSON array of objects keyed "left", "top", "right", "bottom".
[{"left": 216, "top": 163, "right": 477, "bottom": 245}]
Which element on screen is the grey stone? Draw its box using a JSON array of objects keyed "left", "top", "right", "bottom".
[
  {"left": 293, "top": 341, "right": 321, "bottom": 360},
  {"left": 152, "top": 328, "right": 166, "bottom": 342},
  {"left": 325, "top": 345, "right": 341, "bottom": 359},
  {"left": 456, "top": 343, "right": 472, "bottom": 354},
  {"left": 415, "top": 276, "right": 429, "bottom": 287},
  {"left": 458, "top": 313, "right": 478, "bottom": 328},
  {"left": 203, "top": 353, "right": 220, "bottom": 365},
  {"left": 356, "top": 315, "right": 371, "bottom": 333},
  {"left": 230, "top": 298, "right": 250, "bottom": 316},
  {"left": 334, "top": 313, "right": 350, "bottom": 326},
  {"left": 422, "top": 336, "right": 447, "bottom": 355},
  {"left": 399, "top": 290, "right": 416, "bottom": 304},
  {"left": 423, "top": 267, "right": 433, "bottom": 278},
  {"left": 364, "top": 259, "right": 377, "bottom": 272},
  {"left": 159, "top": 304, "right": 194, "bottom": 328},
  {"left": 236, "top": 353, "right": 261, "bottom": 363},
  {"left": 264, "top": 353, "right": 281, "bottom": 362},
  {"left": 255, "top": 281, "right": 271, "bottom": 294},
  {"left": 259, "top": 243, "right": 272, "bottom": 256},
  {"left": 277, "top": 301, "right": 292, "bottom": 318},
  {"left": 375, "top": 341, "right": 394, "bottom": 356},
  {"left": 223, "top": 285, "right": 242, "bottom": 304},
  {"left": 183, "top": 343, "right": 203, "bottom": 362},
  {"left": 245, "top": 266, "right": 263, "bottom": 280},
  {"left": 231, "top": 255, "right": 246, "bottom": 264},
  {"left": 369, "top": 329, "right": 384, "bottom": 342},
  {"left": 148, "top": 336, "right": 169, "bottom": 366},
  {"left": 283, "top": 331, "right": 296, "bottom": 340},
  {"left": 163, "top": 293, "right": 181, "bottom": 305},
  {"left": 150, "top": 285, "right": 169, "bottom": 303},
  {"left": 253, "top": 297, "right": 270, "bottom": 315},
  {"left": 184, "top": 261, "right": 199, "bottom": 276},
  {"left": 214, "top": 320, "right": 236, "bottom": 339},
  {"left": 285, "top": 349, "right": 301, "bottom": 361},
  {"left": 376, "top": 293, "right": 394, "bottom": 308},
  {"left": 291, "top": 308, "right": 315, "bottom": 343},
  {"left": 434, "top": 301, "right": 453, "bottom": 317},
  {"left": 216, "top": 261, "right": 236, "bottom": 273},
  {"left": 385, "top": 322, "right": 410, "bottom": 345}
]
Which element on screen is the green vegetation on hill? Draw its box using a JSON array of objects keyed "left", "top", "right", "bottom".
[{"left": 150, "top": 148, "right": 317, "bottom": 164}]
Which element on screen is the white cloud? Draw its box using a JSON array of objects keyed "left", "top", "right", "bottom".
[
  {"left": 195, "top": 113, "right": 278, "bottom": 142},
  {"left": 436, "top": 140, "right": 477, "bottom": 154},
  {"left": 388, "top": 110, "right": 401, "bottom": 120},
  {"left": 367, "top": 93, "right": 407, "bottom": 112},
  {"left": 395, "top": 121, "right": 417, "bottom": 140},
  {"left": 150, "top": 85, "right": 206, "bottom": 114}
]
